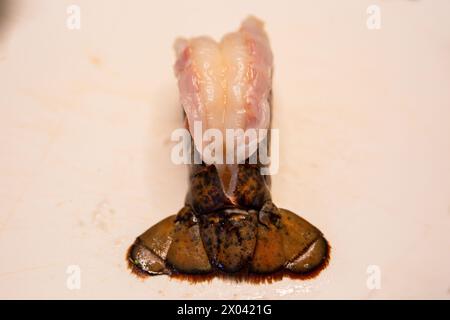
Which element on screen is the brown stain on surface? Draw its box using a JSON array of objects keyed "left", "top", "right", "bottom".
[{"left": 89, "top": 55, "right": 102, "bottom": 67}]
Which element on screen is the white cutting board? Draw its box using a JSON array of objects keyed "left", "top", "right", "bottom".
[{"left": 0, "top": 0, "right": 449, "bottom": 299}]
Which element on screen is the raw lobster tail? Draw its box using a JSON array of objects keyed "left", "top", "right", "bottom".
[{"left": 128, "top": 17, "right": 329, "bottom": 282}]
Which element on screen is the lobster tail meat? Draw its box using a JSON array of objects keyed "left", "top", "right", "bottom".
[{"left": 174, "top": 17, "right": 272, "bottom": 179}]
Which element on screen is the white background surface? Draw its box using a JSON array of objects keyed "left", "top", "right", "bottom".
[{"left": 0, "top": 0, "right": 449, "bottom": 299}]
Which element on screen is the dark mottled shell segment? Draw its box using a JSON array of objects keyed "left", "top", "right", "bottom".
[
  {"left": 199, "top": 209, "right": 257, "bottom": 273},
  {"left": 233, "top": 164, "right": 271, "bottom": 209},
  {"left": 185, "top": 164, "right": 232, "bottom": 215}
]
